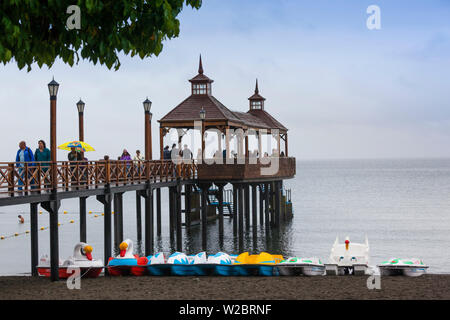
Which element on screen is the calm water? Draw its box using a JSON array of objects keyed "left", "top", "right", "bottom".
[{"left": 1, "top": 158, "right": 449, "bottom": 275}]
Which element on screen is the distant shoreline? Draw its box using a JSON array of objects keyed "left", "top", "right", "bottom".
[{"left": 0, "top": 275, "right": 449, "bottom": 300}]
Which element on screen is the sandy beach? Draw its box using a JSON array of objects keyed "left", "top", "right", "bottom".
[{"left": 0, "top": 275, "right": 448, "bottom": 300}]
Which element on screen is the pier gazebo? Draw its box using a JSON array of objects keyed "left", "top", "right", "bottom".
[{"left": 158, "top": 56, "right": 290, "bottom": 162}]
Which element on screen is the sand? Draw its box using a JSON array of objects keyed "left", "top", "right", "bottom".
[{"left": 0, "top": 275, "right": 449, "bottom": 300}]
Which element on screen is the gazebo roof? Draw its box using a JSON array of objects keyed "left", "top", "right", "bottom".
[
  {"left": 159, "top": 58, "right": 288, "bottom": 132},
  {"left": 248, "top": 109, "right": 287, "bottom": 131},
  {"left": 160, "top": 94, "right": 242, "bottom": 123}
]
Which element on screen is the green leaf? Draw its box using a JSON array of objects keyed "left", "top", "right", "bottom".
[{"left": 0, "top": 0, "right": 203, "bottom": 70}]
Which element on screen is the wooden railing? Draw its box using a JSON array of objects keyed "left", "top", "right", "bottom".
[
  {"left": 0, "top": 160, "right": 198, "bottom": 196},
  {"left": 196, "top": 157, "right": 296, "bottom": 181}
]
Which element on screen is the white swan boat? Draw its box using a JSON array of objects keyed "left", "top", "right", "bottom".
[
  {"left": 107, "top": 239, "right": 148, "bottom": 276},
  {"left": 37, "top": 242, "right": 103, "bottom": 278},
  {"left": 325, "top": 236, "right": 370, "bottom": 276},
  {"left": 277, "top": 257, "right": 325, "bottom": 276},
  {"left": 378, "top": 258, "right": 428, "bottom": 277}
]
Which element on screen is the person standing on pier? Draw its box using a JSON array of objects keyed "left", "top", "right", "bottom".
[
  {"left": 15, "top": 141, "right": 34, "bottom": 191},
  {"left": 68, "top": 147, "right": 82, "bottom": 162},
  {"left": 182, "top": 144, "right": 192, "bottom": 163},
  {"left": 133, "top": 150, "right": 144, "bottom": 162},
  {"left": 34, "top": 140, "right": 51, "bottom": 189},
  {"left": 120, "top": 149, "right": 132, "bottom": 161},
  {"left": 163, "top": 146, "right": 171, "bottom": 160},
  {"left": 34, "top": 140, "right": 51, "bottom": 169},
  {"left": 171, "top": 143, "right": 180, "bottom": 163},
  {"left": 68, "top": 147, "right": 82, "bottom": 186},
  {"left": 133, "top": 150, "right": 144, "bottom": 175}
]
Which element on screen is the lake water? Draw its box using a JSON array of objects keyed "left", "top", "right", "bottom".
[{"left": 1, "top": 158, "right": 449, "bottom": 275}]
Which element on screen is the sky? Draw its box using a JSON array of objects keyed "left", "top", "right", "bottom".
[{"left": 1, "top": 0, "right": 450, "bottom": 160}]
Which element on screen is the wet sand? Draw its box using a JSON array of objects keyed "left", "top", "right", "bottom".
[{"left": 0, "top": 275, "right": 449, "bottom": 300}]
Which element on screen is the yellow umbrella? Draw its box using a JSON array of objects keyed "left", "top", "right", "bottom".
[{"left": 58, "top": 141, "right": 95, "bottom": 152}]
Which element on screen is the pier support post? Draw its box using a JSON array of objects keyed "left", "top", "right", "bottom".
[
  {"left": 175, "top": 181, "right": 182, "bottom": 252},
  {"left": 270, "top": 182, "right": 275, "bottom": 225},
  {"left": 244, "top": 184, "right": 250, "bottom": 230},
  {"left": 96, "top": 194, "right": 112, "bottom": 276},
  {"left": 259, "top": 184, "right": 264, "bottom": 225},
  {"left": 79, "top": 197, "right": 87, "bottom": 242},
  {"left": 200, "top": 183, "right": 210, "bottom": 251},
  {"left": 156, "top": 188, "right": 161, "bottom": 235},
  {"left": 168, "top": 187, "right": 175, "bottom": 241},
  {"left": 238, "top": 184, "right": 244, "bottom": 251},
  {"left": 252, "top": 184, "right": 257, "bottom": 231},
  {"left": 30, "top": 203, "right": 39, "bottom": 277},
  {"left": 144, "top": 185, "right": 154, "bottom": 256},
  {"left": 111, "top": 193, "right": 124, "bottom": 245},
  {"left": 279, "top": 180, "right": 285, "bottom": 222},
  {"left": 252, "top": 184, "right": 258, "bottom": 250},
  {"left": 274, "top": 181, "right": 281, "bottom": 227},
  {"left": 264, "top": 183, "right": 270, "bottom": 228},
  {"left": 184, "top": 185, "right": 191, "bottom": 229},
  {"left": 232, "top": 184, "right": 238, "bottom": 235},
  {"left": 41, "top": 200, "right": 61, "bottom": 281},
  {"left": 217, "top": 183, "right": 225, "bottom": 242},
  {"left": 113, "top": 193, "right": 121, "bottom": 250},
  {"left": 136, "top": 191, "right": 142, "bottom": 242},
  {"left": 118, "top": 193, "right": 124, "bottom": 243}
]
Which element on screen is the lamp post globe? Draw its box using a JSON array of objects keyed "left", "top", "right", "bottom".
[
  {"left": 77, "top": 99, "right": 85, "bottom": 113},
  {"left": 143, "top": 97, "right": 152, "bottom": 112},
  {"left": 48, "top": 78, "right": 60, "bottom": 99}
]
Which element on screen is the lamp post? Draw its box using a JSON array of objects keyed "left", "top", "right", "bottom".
[
  {"left": 143, "top": 97, "right": 152, "bottom": 161},
  {"left": 143, "top": 97, "right": 153, "bottom": 256},
  {"left": 199, "top": 107, "right": 206, "bottom": 162},
  {"left": 48, "top": 78, "right": 59, "bottom": 189},
  {"left": 76, "top": 99, "right": 85, "bottom": 157},
  {"left": 76, "top": 99, "right": 87, "bottom": 242},
  {"left": 47, "top": 77, "right": 59, "bottom": 282}
]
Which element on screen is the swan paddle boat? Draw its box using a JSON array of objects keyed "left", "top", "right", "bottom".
[
  {"left": 233, "top": 252, "right": 283, "bottom": 276},
  {"left": 147, "top": 252, "right": 171, "bottom": 276},
  {"left": 107, "top": 239, "right": 148, "bottom": 276},
  {"left": 165, "top": 252, "right": 216, "bottom": 276},
  {"left": 191, "top": 252, "right": 216, "bottom": 276},
  {"left": 208, "top": 252, "right": 235, "bottom": 276},
  {"left": 378, "top": 258, "right": 428, "bottom": 277},
  {"left": 325, "top": 236, "right": 370, "bottom": 276},
  {"left": 277, "top": 257, "right": 325, "bottom": 276},
  {"left": 37, "top": 242, "right": 103, "bottom": 278},
  {"left": 167, "top": 252, "right": 196, "bottom": 276}
]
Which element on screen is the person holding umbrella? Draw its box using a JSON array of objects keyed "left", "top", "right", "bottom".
[{"left": 58, "top": 141, "right": 95, "bottom": 187}]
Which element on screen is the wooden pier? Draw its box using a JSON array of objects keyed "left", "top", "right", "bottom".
[{"left": 0, "top": 56, "right": 296, "bottom": 281}]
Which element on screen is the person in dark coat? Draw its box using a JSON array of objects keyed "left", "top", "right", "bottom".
[
  {"left": 163, "top": 145, "right": 171, "bottom": 160},
  {"left": 15, "top": 141, "right": 34, "bottom": 191}
]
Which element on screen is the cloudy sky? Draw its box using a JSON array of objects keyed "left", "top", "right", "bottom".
[{"left": 1, "top": 0, "right": 449, "bottom": 161}]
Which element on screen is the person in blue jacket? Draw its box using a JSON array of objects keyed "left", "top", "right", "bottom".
[{"left": 15, "top": 141, "right": 34, "bottom": 191}]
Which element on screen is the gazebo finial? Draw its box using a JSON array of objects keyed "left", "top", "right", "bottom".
[
  {"left": 255, "top": 78, "right": 259, "bottom": 94},
  {"left": 198, "top": 54, "right": 204, "bottom": 74}
]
